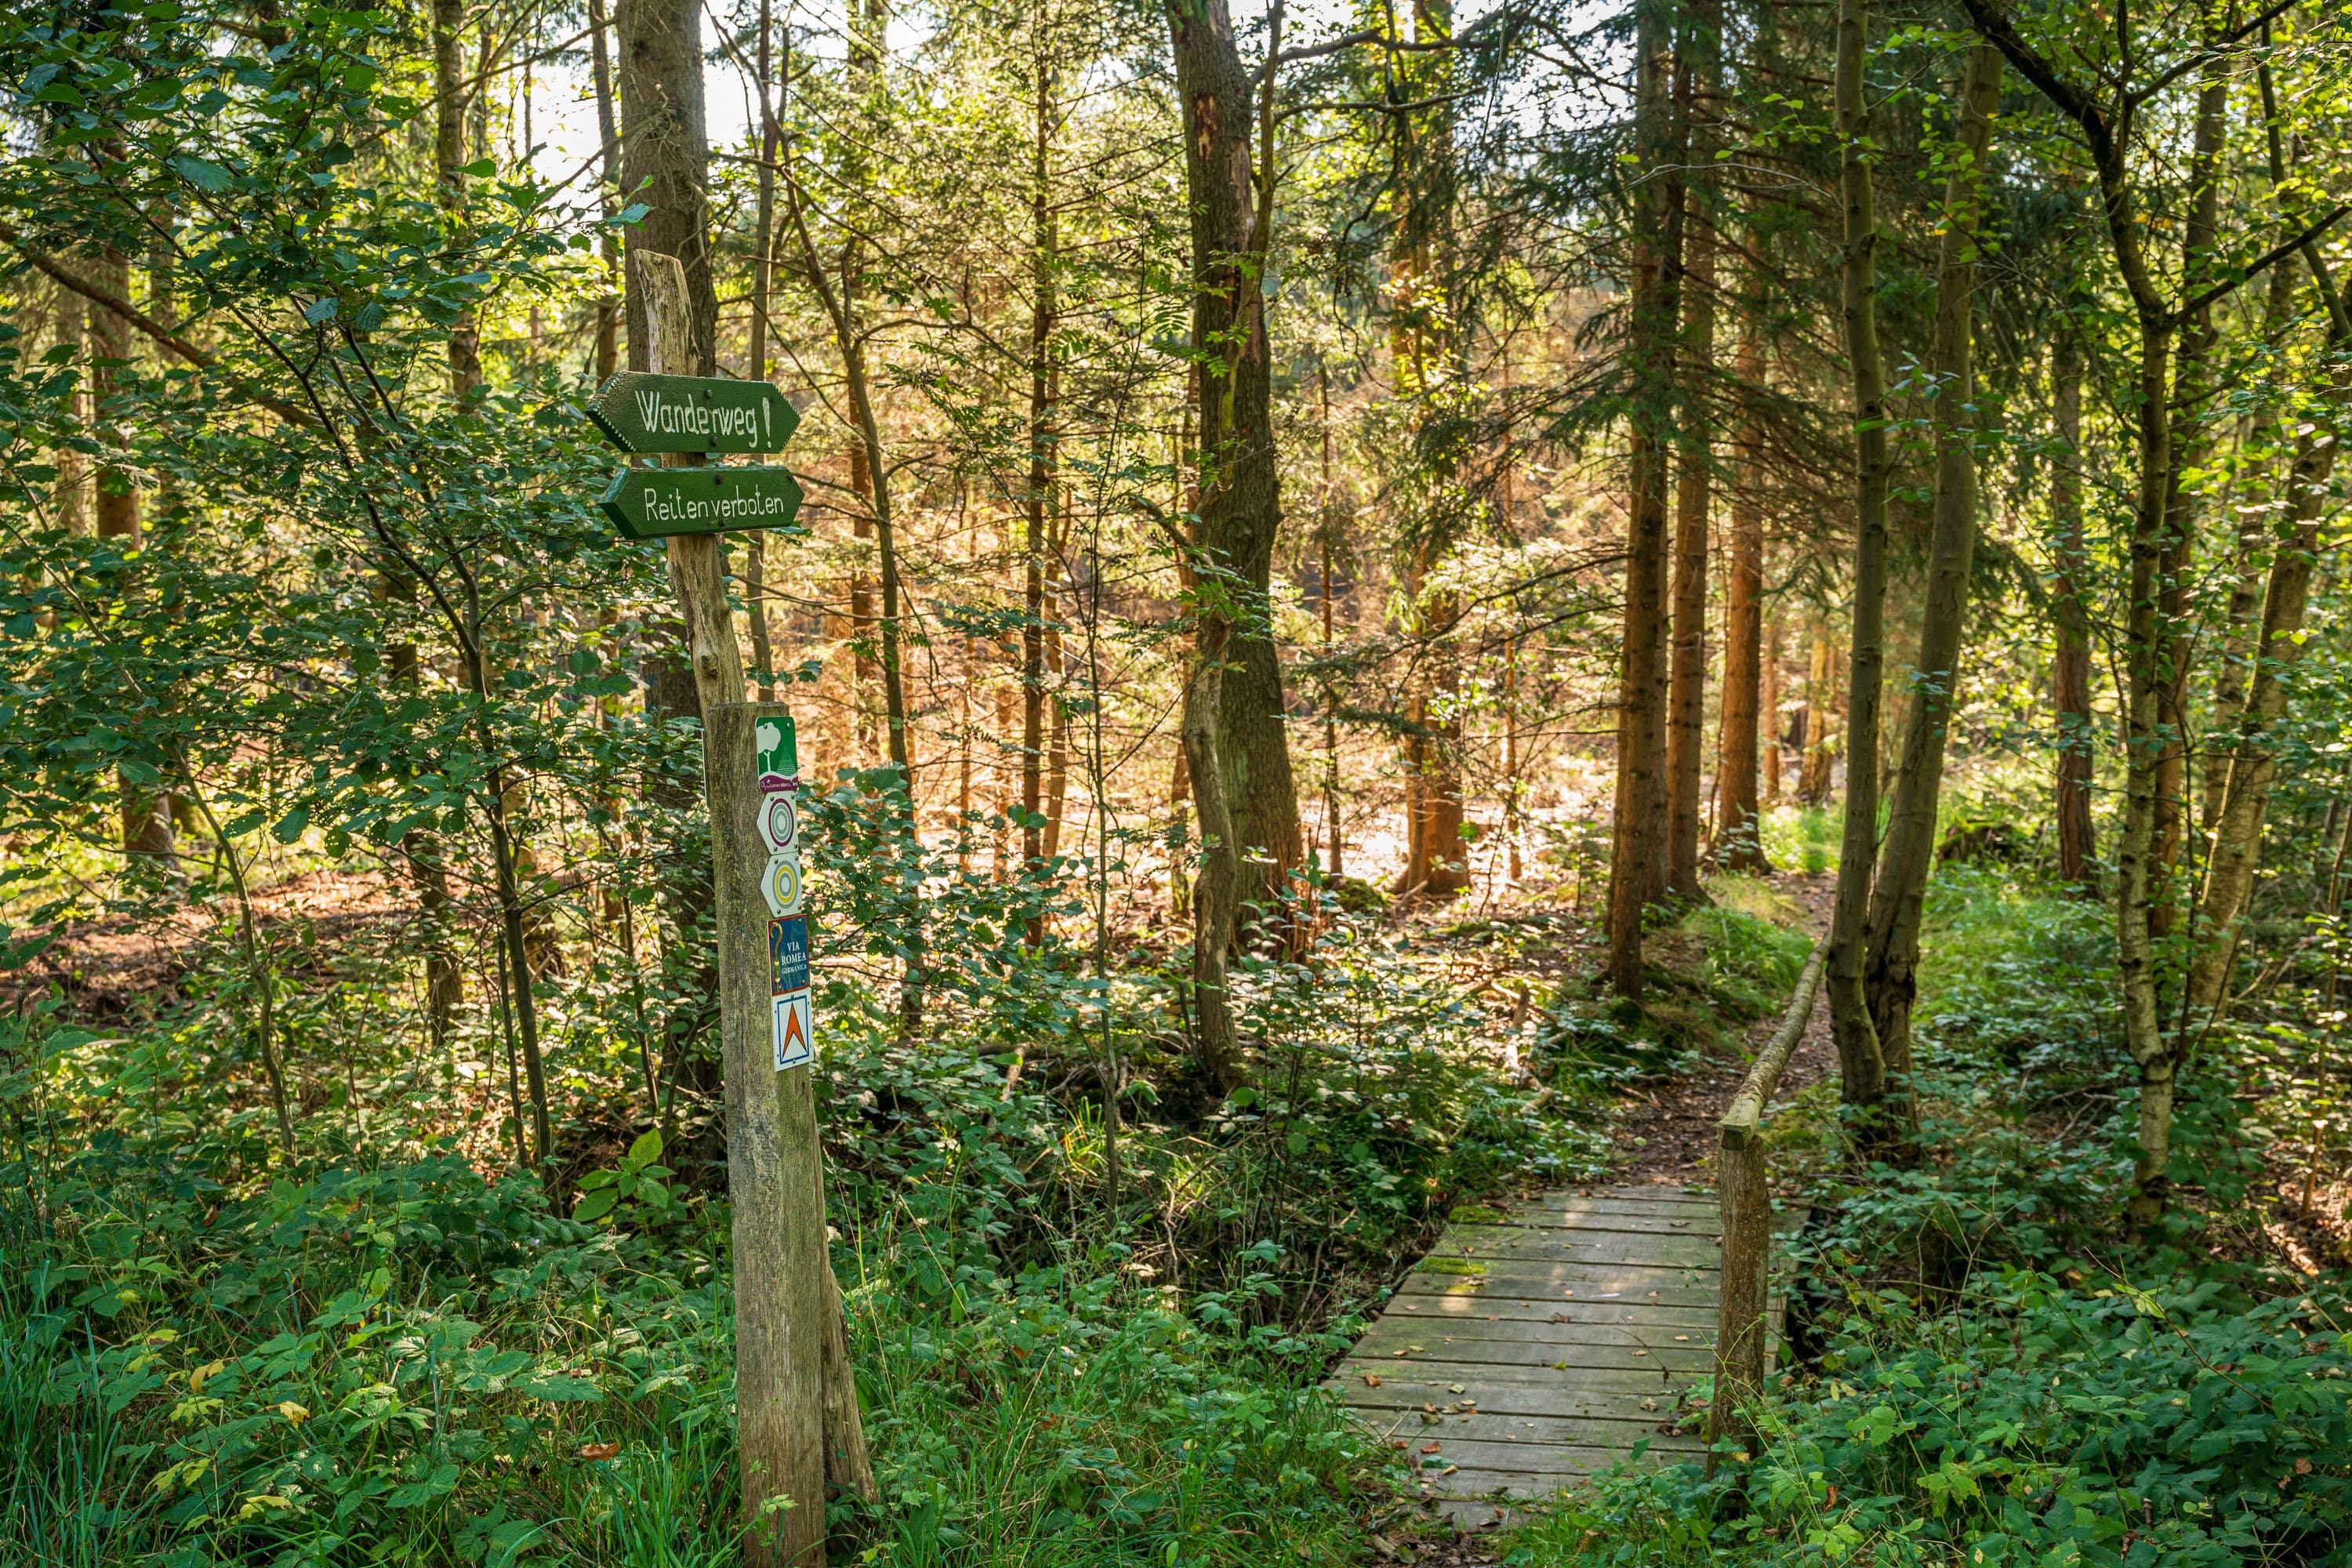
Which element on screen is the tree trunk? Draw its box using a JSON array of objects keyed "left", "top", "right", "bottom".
[
  {"left": 2201, "top": 255, "right": 2297, "bottom": 831},
  {"left": 1319, "top": 368, "right": 1345, "bottom": 877},
  {"left": 587, "top": 0, "right": 621, "bottom": 379},
  {"left": 1022, "top": 51, "right": 1055, "bottom": 929},
  {"left": 622, "top": 0, "right": 723, "bottom": 1109},
  {"left": 432, "top": 0, "right": 481, "bottom": 394},
  {"left": 2148, "top": 52, "right": 2230, "bottom": 938},
  {"left": 1180, "top": 614, "right": 1246, "bottom": 1093},
  {"left": 1715, "top": 320, "right": 1768, "bottom": 871},
  {"left": 2187, "top": 124, "right": 2352, "bottom": 1033},
  {"left": 2187, "top": 383, "right": 2341, "bottom": 1030},
  {"left": 1861, "top": 42, "right": 2002, "bottom": 1086},
  {"left": 638, "top": 255, "right": 870, "bottom": 1563},
  {"left": 86, "top": 246, "right": 173, "bottom": 864},
  {"left": 743, "top": 0, "right": 779, "bottom": 703},
  {"left": 1760, "top": 615, "right": 1782, "bottom": 806},
  {"left": 1826, "top": 0, "right": 1889, "bottom": 1110},
  {"left": 1799, "top": 627, "right": 1835, "bottom": 807},
  {"left": 1605, "top": 0, "right": 1679, "bottom": 997},
  {"left": 2051, "top": 326, "right": 2096, "bottom": 891},
  {"left": 1167, "top": 0, "right": 1301, "bottom": 926},
  {"left": 1664, "top": 0, "right": 1719, "bottom": 902},
  {"left": 619, "top": 0, "right": 717, "bottom": 376}
]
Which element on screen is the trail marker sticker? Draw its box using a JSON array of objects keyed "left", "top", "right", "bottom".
[
  {"left": 756, "top": 717, "right": 798, "bottom": 793},
  {"left": 772, "top": 989, "right": 813, "bottom": 1071},
  {"left": 768, "top": 916, "right": 810, "bottom": 993},
  {"left": 763, "top": 855, "right": 802, "bottom": 917},
  {"left": 585, "top": 372, "right": 799, "bottom": 455}
]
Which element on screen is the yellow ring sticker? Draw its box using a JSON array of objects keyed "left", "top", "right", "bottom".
[{"left": 764, "top": 855, "right": 802, "bottom": 916}]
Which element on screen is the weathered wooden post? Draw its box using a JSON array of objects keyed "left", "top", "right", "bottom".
[
  {"left": 1709, "top": 936, "right": 1826, "bottom": 1465},
  {"left": 706, "top": 702, "right": 828, "bottom": 1562},
  {"left": 606, "top": 250, "right": 868, "bottom": 1566}
]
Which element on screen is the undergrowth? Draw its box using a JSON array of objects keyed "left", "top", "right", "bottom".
[
  {"left": 1506, "top": 866, "right": 2352, "bottom": 1567},
  {"left": 1, "top": 864, "right": 1615, "bottom": 1567}
]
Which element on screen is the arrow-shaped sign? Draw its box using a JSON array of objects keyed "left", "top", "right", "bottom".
[
  {"left": 585, "top": 372, "right": 799, "bottom": 455},
  {"left": 599, "top": 466, "right": 805, "bottom": 539}
]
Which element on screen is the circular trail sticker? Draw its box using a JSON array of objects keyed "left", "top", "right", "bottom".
[
  {"left": 764, "top": 855, "right": 802, "bottom": 916},
  {"left": 759, "top": 793, "right": 798, "bottom": 851}
]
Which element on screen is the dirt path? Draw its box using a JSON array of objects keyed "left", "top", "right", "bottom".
[{"left": 1610, "top": 872, "right": 1835, "bottom": 1190}]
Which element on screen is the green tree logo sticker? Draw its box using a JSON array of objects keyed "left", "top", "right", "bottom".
[{"left": 756, "top": 715, "right": 797, "bottom": 786}]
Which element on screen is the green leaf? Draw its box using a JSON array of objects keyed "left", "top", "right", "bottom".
[
  {"left": 516, "top": 1371, "right": 603, "bottom": 1402},
  {"left": 625, "top": 1129, "right": 662, "bottom": 1168},
  {"left": 170, "top": 156, "right": 234, "bottom": 191},
  {"left": 572, "top": 1188, "right": 617, "bottom": 1222},
  {"left": 271, "top": 806, "right": 310, "bottom": 844}
]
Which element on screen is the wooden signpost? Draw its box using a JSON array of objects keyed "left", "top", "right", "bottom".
[{"left": 602, "top": 252, "right": 868, "bottom": 1568}]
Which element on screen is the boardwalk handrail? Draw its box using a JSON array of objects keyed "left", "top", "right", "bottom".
[{"left": 1708, "top": 935, "right": 1828, "bottom": 1461}]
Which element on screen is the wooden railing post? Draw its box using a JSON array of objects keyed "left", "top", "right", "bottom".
[{"left": 1709, "top": 937, "right": 1827, "bottom": 1465}]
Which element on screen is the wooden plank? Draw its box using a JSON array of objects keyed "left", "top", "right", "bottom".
[
  {"left": 1398, "top": 1269, "right": 1722, "bottom": 1306},
  {"left": 1334, "top": 1358, "right": 1701, "bottom": 1392},
  {"left": 1354, "top": 1336, "right": 1713, "bottom": 1374},
  {"left": 1358, "top": 1316, "right": 1713, "bottom": 1352},
  {"left": 1339, "top": 1378, "right": 1690, "bottom": 1422},
  {"left": 1483, "top": 1209, "right": 1726, "bottom": 1237},
  {"left": 1417, "top": 1456, "right": 1675, "bottom": 1498},
  {"left": 1392, "top": 1434, "right": 1702, "bottom": 1475},
  {"left": 1360, "top": 1406, "right": 1704, "bottom": 1448},
  {"left": 1378, "top": 1296, "right": 1722, "bottom": 1329},
  {"left": 1436, "top": 1225, "right": 1723, "bottom": 1268},
  {"left": 1534, "top": 1187, "right": 1714, "bottom": 1206}
]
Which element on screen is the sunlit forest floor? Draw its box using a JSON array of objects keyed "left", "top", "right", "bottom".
[{"left": 8, "top": 801, "right": 2350, "bottom": 1566}]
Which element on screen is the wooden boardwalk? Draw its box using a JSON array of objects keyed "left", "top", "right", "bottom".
[{"left": 1332, "top": 1184, "right": 1793, "bottom": 1527}]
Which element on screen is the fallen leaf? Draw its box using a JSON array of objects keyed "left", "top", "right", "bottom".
[
  {"left": 1826, "top": 1484, "right": 1838, "bottom": 1507},
  {"left": 1421, "top": 1442, "right": 1443, "bottom": 1454},
  {"left": 1449, "top": 1385, "right": 1465, "bottom": 1394},
  {"left": 577, "top": 1442, "right": 621, "bottom": 1462},
  {"left": 2297, "top": 1458, "right": 2314, "bottom": 1475},
  {"left": 1363, "top": 1374, "right": 1383, "bottom": 1387}
]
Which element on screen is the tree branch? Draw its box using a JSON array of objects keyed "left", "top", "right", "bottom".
[{"left": 5, "top": 233, "right": 318, "bottom": 426}]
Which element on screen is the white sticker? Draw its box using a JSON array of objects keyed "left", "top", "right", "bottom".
[{"left": 772, "top": 989, "right": 814, "bottom": 1070}]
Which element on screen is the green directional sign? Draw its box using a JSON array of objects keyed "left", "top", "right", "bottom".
[
  {"left": 585, "top": 372, "right": 799, "bottom": 455},
  {"left": 600, "top": 466, "right": 805, "bottom": 539}
]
